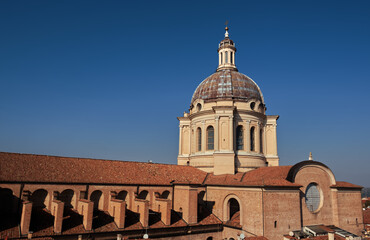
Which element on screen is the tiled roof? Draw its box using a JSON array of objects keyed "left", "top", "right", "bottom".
[
  {"left": 364, "top": 208, "right": 370, "bottom": 224},
  {"left": 205, "top": 166, "right": 301, "bottom": 187},
  {"left": 0, "top": 152, "right": 361, "bottom": 190},
  {"left": 0, "top": 152, "right": 207, "bottom": 185},
  {"left": 191, "top": 69, "right": 264, "bottom": 105},
  {"left": 224, "top": 211, "right": 241, "bottom": 229},
  {"left": 331, "top": 181, "right": 363, "bottom": 189}
]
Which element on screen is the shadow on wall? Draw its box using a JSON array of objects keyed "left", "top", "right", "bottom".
[
  {"left": 29, "top": 189, "right": 54, "bottom": 233},
  {"left": 198, "top": 191, "right": 215, "bottom": 222},
  {"left": 0, "top": 188, "right": 20, "bottom": 233}
]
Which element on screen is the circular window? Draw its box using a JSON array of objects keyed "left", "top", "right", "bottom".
[
  {"left": 305, "top": 183, "right": 321, "bottom": 212},
  {"left": 250, "top": 102, "right": 255, "bottom": 110}
]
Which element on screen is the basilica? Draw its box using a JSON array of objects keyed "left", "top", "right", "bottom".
[{"left": 0, "top": 28, "right": 364, "bottom": 240}]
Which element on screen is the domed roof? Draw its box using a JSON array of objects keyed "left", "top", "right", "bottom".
[{"left": 191, "top": 69, "right": 264, "bottom": 105}]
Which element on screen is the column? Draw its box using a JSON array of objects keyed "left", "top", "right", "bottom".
[
  {"left": 215, "top": 116, "right": 219, "bottom": 151},
  {"left": 189, "top": 125, "right": 192, "bottom": 155},
  {"left": 201, "top": 120, "right": 206, "bottom": 152},
  {"left": 263, "top": 125, "right": 267, "bottom": 154},
  {"left": 20, "top": 201, "right": 32, "bottom": 235},
  {"left": 193, "top": 125, "right": 196, "bottom": 153},
  {"left": 256, "top": 122, "right": 261, "bottom": 153},
  {"left": 245, "top": 120, "right": 250, "bottom": 152},
  {"left": 229, "top": 116, "right": 234, "bottom": 151},
  {"left": 178, "top": 125, "right": 183, "bottom": 155},
  {"left": 233, "top": 119, "right": 237, "bottom": 151}
]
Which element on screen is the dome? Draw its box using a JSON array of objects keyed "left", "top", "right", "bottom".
[{"left": 191, "top": 69, "right": 264, "bottom": 106}]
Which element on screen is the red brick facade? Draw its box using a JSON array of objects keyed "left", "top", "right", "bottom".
[{"left": 0, "top": 152, "right": 364, "bottom": 240}]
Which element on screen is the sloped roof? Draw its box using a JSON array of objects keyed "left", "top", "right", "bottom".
[
  {"left": 0, "top": 152, "right": 361, "bottom": 189},
  {"left": 205, "top": 166, "right": 301, "bottom": 187},
  {"left": 331, "top": 181, "right": 362, "bottom": 189},
  {"left": 0, "top": 152, "right": 207, "bottom": 185}
]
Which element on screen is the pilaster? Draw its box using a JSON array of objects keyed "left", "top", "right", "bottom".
[{"left": 215, "top": 116, "right": 219, "bottom": 151}]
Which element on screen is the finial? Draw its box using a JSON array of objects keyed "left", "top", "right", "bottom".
[
  {"left": 309, "top": 152, "right": 313, "bottom": 161},
  {"left": 225, "top": 20, "right": 229, "bottom": 38}
]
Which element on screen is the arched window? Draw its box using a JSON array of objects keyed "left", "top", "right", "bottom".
[
  {"left": 207, "top": 126, "right": 214, "bottom": 150},
  {"left": 260, "top": 129, "right": 263, "bottom": 153},
  {"left": 236, "top": 125, "right": 243, "bottom": 150},
  {"left": 231, "top": 52, "right": 233, "bottom": 64},
  {"left": 220, "top": 52, "right": 223, "bottom": 64},
  {"left": 274, "top": 220, "right": 277, "bottom": 228},
  {"left": 196, "top": 103, "right": 202, "bottom": 112},
  {"left": 225, "top": 51, "right": 229, "bottom": 63},
  {"left": 197, "top": 127, "right": 202, "bottom": 151},
  {"left": 250, "top": 126, "right": 255, "bottom": 151},
  {"left": 228, "top": 198, "right": 240, "bottom": 220}
]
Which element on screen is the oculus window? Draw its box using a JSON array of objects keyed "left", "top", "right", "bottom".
[{"left": 305, "top": 183, "right": 321, "bottom": 212}]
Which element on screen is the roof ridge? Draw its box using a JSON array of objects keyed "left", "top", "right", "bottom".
[{"left": 0, "top": 151, "right": 190, "bottom": 167}]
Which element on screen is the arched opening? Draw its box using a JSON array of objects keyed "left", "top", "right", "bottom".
[
  {"left": 196, "top": 103, "right": 202, "bottom": 112},
  {"left": 225, "top": 51, "right": 229, "bottom": 63},
  {"left": 31, "top": 189, "right": 48, "bottom": 209},
  {"left": 220, "top": 52, "right": 223, "bottom": 64},
  {"left": 197, "top": 127, "right": 202, "bottom": 152},
  {"left": 274, "top": 220, "right": 277, "bottom": 228},
  {"left": 30, "top": 189, "right": 52, "bottom": 232},
  {"left": 260, "top": 129, "right": 263, "bottom": 153},
  {"left": 116, "top": 190, "right": 128, "bottom": 201},
  {"left": 60, "top": 189, "right": 75, "bottom": 208},
  {"left": 0, "top": 188, "right": 17, "bottom": 231},
  {"left": 228, "top": 198, "right": 240, "bottom": 221},
  {"left": 236, "top": 125, "right": 243, "bottom": 150},
  {"left": 250, "top": 102, "right": 255, "bottom": 110},
  {"left": 90, "top": 190, "right": 103, "bottom": 211},
  {"left": 206, "top": 237, "right": 213, "bottom": 240},
  {"left": 250, "top": 126, "right": 255, "bottom": 151},
  {"left": 137, "top": 190, "right": 149, "bottom": 200},
  {"left": 161, "top": 190, "right": 170, "bottom": 199},
  {"left": 231, "top": 52, "right": 233, "bottom": 64},
  {"left": 207, "top": 126, "right": 214, "bottom": 150}
]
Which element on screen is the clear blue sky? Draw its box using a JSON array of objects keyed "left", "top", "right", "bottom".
[{"left": 0, "top": 1, "right": 369, "bottom": 186}]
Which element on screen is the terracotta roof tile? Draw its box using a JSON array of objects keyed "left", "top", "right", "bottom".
[
  {"left": 364, "top": 209, "right": 370, "bottom": 224},
  {"left": 224, "top": 211, "right": 242, "bottom": 228},
  {"left": 205, "top": 166, "right": 300, "bottom": 187},
  {"left": 0, "top": 152, "right": 207, "bottom": 185},
  {"left": 331, "top": 181, "right": 363, "bottom": 189}
]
